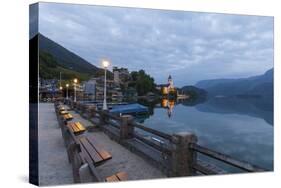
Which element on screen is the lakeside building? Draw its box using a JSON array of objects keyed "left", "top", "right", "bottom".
[
  {"left": 156, "top": 75, "right": 177, "bottom": 97},
  {"left": 113, "top": 66, "right": 130, "bottom": 85},
  {"left": 161, "top": 98, "right": 175, "bottom": 118},
  {"left": 39, "top": 78, "right": 62, "bottom": 101},
  {"left": 84, "top": 76, "right": 123, "bottom": 101},
  {"left": 83, "top": 78, "right": 96, "bottom": 100}
]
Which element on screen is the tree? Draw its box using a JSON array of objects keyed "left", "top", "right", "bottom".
[{"left": 129, "top": 70, "right": 156, "bottom": 96}]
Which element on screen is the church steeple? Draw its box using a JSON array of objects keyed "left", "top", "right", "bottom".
[
  {"left": 168, "top": 75, "right": 172, "bottom": 81},
  {"left": 168, "top": 75, "right": 173, "bottom": 88}
]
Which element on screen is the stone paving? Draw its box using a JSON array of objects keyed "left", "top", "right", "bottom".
[{"left": 38, "top": 103, "right": 166, "bottom": 185}]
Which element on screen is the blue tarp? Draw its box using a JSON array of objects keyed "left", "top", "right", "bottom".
[{"left": 110, "top": 103, "right": 149, "bottom": 114}]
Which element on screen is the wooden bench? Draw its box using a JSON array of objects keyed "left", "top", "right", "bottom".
[
  {"left": 58, "top": 113, "right": 74, "bottom": 128},
  {"left": 60, "top": 110, "right": 69, "bottom": 115},
  {"left": 78, "top": 154, "right": 128, "bottom": 183},
  {"left": 61, "top": 122, "right": 86, "bottom": 146},
  {"left": 63, "top": 113, "right": 73, "bottom": 121},
  {"left": 65, "top": 123, "right": 111, "bottom": 165},
  {"left": 79, "top": 136, "right": 112, "bottom": 166},
  {"left": 55, "top": 105, "right": 64, "bottom": 113},
  {"left": 105, "top": 172, "right": 128, "bottom": 182},
  {"left": 65, "top": 126, "right": 127, "bottom": 183},
  {"left": 67, "top": 122, "right": 86, "bottom": 135},
  {"left": 58, "top": 107, "right": 65, "bottom": 112}
]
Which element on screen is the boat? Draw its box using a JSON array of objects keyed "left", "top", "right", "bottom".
[{"left": 110, "top": 103, "right": 149, "bottom": 116}]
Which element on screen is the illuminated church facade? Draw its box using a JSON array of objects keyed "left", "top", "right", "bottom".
[{"left": 156, "top": 75, "right": 177, "bottom": 97}]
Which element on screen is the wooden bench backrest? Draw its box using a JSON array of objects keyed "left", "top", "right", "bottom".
[
  {"left": 105, "top": 172, "right": 128, "bottom": 182},
  {"left": 67, "top": 122, "right": 86, "bottom": 134},
  {"left": 66, "top": 125, "right": 106, "bottom": 182},
  {"left": 79, "top": 136, "right": 112, "bottom": 165}
]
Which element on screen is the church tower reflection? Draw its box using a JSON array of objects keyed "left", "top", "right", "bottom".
[{"left": 161, "top": 98, "right": 175, "bottom": 118}]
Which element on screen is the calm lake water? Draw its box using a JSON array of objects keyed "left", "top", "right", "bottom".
[{"left": 138, "top": 97, "right": 273, "bottom": 172}]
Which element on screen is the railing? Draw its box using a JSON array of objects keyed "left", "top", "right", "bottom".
[
  {"left": 63, "top": 99, "right": 267, "bottom": 177},
  {"left": 190, "top": 143, "right": 266, "bottom": 172}
]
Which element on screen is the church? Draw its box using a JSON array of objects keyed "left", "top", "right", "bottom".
[{"left": 156, "top": 75, "right": 177, "bottom": 97}]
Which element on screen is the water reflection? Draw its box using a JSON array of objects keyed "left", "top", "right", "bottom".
[
  {"left": 195, "top": 97, "right": 273, "bottom": 125},
  {"left": 136, "top": 96, "right": 273, "bottom": 171},
  {"left": 161, "top": 99, "right": 175, "bottom": 118},
  {"left": 138, "top": 96, "right": 273, "bottom": 125}
]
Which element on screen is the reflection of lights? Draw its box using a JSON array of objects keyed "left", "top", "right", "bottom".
[
  {"left": 161, "top": 99, "right": 168, "bottom": 107},
  {"left": 161, "top": 99, "right": 175, "bottom": 118},
  {"left": 169, "top": 100, "right": 175, "bottom": 108}
]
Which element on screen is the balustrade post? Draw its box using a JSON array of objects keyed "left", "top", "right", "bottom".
[
  {"left": 76, "top": 102, "right": 81, "bottom": 112},
  {"left": 88, "top": 106, "right": 97, "bottom": 118},
  {"left": 120, "top": 115, "right": 134, "bottom": 140},
  {"left": 69, "top": 100, "right": 73, "bottom": 110},
  {"left": 170, "top": 132, "right": 197, "bottom": 176},
  {"left": 99, "top": 110, "right": 109, "bottom": 126},
  {"left": 73, "top": 101, "right": 77, "bottom": 110},
  {"left": 81, "top": 104, "right": 86, "bottom": 116}
]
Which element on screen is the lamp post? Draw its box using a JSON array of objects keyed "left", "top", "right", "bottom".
[
  {"left": 59, "top": 72, "right": 62, "bottom": 88},
  {"left": 74, "top": 78, "right": 78, "bottom": 102},
  {"left": 59, "top": 86, "right": 63, "bottom": 98},
  {"left": 102, "top": 60, "right": 110, "bottom": 110},
  {"left": 66, "top": 84, "right": 69, "bottom": 99}
]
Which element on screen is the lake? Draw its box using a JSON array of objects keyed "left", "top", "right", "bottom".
[{"left": 137, "top": 97, "right": 273, "bottom": 172}]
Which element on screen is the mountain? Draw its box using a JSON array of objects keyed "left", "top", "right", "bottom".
[
  {"left": 195, "top": 69, "right": 273, "bottom": 97},
  {"left": 179, "top": 85, "right": 207, "bottom": 105},
  {"left": 38, "top": 34, "right": 99, "bottom": 74},
  {"left": 195, "top": 97, "right": 273, "bottom": 125},
  {"left": 180, "top": 85, "right": 207, "bottom": 96},
  {"left": 31, "top": 34, "right": 110, "bottom": 81}
]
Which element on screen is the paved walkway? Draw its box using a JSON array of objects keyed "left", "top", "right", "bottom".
[
  {"left": 64, "top": 104, "right": 166, "bottom": 180},
  {"left": 38, "top": 103, "right": 73, "bottom": 186},
  {"left": 38, "top": 103, "right": 165, "bottom": 185}
]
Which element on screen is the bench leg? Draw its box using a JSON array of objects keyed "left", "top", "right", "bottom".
[
  {"left": 69, "top": 145, "right": 83, "bottom": 183},
  {"left": 60, "top": 126, "right": 67, "bottom": 147},
  {"left": 66, "top": 142, "right": 77, "bottom": 163},
  {"left": 79, "top": 163, "right": 93, "bottom": 183},
  {"left": 72, "top": 157, "right": 82, "bottom": 183}
]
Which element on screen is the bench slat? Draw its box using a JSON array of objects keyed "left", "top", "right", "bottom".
[
  {"left": 105, "top": 175, "right": 119, "bottom": 182},
  {"left": 67, "top": 124, "right": 73, "bottom": 133},
  {"left": 80, "top": 137, "right": 104, "bottom": 164},
  {"left": 60, "top": 110, "right": 68, "bottom": 115},
  {"left": 86, "top": 136, "right": 112, "bottom": 161},
  {"left": 73, "top": 123, "right": 79, "bottom": 132},
  {"left": 105, "top": 172, "right": 128, "bottom": 182},
  {"left": 75, "top": 122, "right": 86, "bottom": 132},
  {"left": 67, "top": 122, "right": 86, "bottom": 135},
  {"left": 63, "top": 114, "right": 73, "bottom": 121},
  {"left": 68, "top": 123, "right": 76, "bottom": 132},
  {"left": 116, "top": 172, "right": 128, "bottom": 181}
]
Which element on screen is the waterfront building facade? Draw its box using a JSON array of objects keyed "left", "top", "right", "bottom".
[{"left": 157, "top": 75, "right": 177, "bottom": 97}]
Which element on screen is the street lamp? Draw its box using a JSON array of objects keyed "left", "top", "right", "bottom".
[
  {"left": 74, "top": 78, "right": 78, "bottom": 102},
  {"left": 102, "top": 60, "right": 110, "bottom": 110},
  {"left": 59, "top": 86, "right": 63, "bottom": 98},
  {"left": 66, "top": 84, "right": 69, "bottom": 99}
]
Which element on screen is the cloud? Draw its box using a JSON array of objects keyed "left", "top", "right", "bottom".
[
  {"left": 37, "top": 2, "right": 274, "bottom": 86},
  {"left": 29, "top": 4, "right": 38, "bottom": 38}
]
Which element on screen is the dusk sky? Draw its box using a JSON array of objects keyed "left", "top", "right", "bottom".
[{"left": 31, "top": 2, "right": 273, "bottom": 86}]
